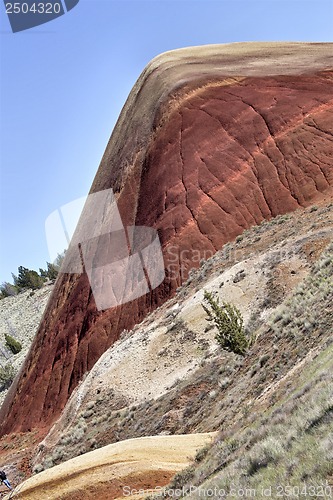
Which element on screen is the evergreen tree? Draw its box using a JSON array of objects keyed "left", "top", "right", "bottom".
[
  {"left": 39, "top": 262, "right": 58, "bottom": 281},
  {"left": 12, "top": 266, "right": 44, "bottom": 291},
  {"left": 202, "top": 291, "right": 250, "bottom": 356},
  {"left": 39, "top": 252, "right": 65, "bottom": 282}
]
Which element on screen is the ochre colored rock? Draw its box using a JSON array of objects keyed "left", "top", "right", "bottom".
[{"left": 1, "top": 43, "right": 333, "bottom": 436}]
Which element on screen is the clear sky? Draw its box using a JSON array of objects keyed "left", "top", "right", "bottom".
[{"left": 0, "top": 0, "right": 332, "bottom": 283}]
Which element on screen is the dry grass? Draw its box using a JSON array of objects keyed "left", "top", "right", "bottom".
[
  {"left": 154, "top": 242, "right": 333, "bottom": 498},
  {"left": 33, "top": 205, "right": 333, "bottom": 480}
]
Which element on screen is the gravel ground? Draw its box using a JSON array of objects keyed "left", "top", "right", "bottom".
[{"left": 0, "top": 284, "right": 54, "bottom": 407}]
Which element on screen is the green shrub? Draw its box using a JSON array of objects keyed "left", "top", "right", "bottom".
[
  {"left": 82, "top": 408, "right": 94, "bottom": 419},
  {"left": 39, "top": 259, "right": 63, "bottom": 282},
  {"left": 5, "top": 333, "right": 22, "bottom": 354},
  {"left": 0, "top": 363, "right": 16, "bottom": 391},
  {"left": 202, "top": 291, "right": 250, "bottom": 356},
  {"left": 195, "top": 443, "right": 211, "bottom": 463},
  {"left": 32, "top": 463, "right": 44, "bottom": 474},
  {"left": 42, "top": 457, "right": 54, "bottom": 470},
  {"left": 12, "top": 266, "right": 44, "bottom": 291}
]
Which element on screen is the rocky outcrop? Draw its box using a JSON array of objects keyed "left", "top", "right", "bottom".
[{"left": 1, "top": 42, "right": 332, "bottom": 436}]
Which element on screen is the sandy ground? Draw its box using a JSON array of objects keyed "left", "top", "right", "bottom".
[{"left": 6, "top": 433, "right": 216, "bottom": 500}]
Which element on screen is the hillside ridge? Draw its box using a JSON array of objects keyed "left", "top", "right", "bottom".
[{"left": 1, "top": 42, "right": 332, "bottom": 438}]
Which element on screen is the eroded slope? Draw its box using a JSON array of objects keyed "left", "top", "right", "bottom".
[{"left": 1, "top": 42, "right": 332, "bottom": 437}]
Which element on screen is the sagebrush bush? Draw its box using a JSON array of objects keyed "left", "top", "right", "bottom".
[
  {"left": 0, "top": 282, "right": 18, "bottom": 299},
  {"left": 0, "top": 363, "right": 16, "bottom": 391},
  {"left": 202, "top": 291, "right": 250, "bottom": 355},
  {"left": 32, "top": 463, "right": 44, "bottom": 475}
]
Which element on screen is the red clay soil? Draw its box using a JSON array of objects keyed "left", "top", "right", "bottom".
[
  {"left": 1, "top": 43, "right": 332, "bottom": 437},
  {"left": 64, "top": 471, "right": 174, "bottom": 500}
]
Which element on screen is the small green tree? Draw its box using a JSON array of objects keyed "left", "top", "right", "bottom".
[
  {"left": 39, "top": 252, "right": 65, "bottom": 282},
  {"left": 5, "top": 334, "right": 22, "bottom": 355},
  {"left": 202, "top": 291, "right": 249, "bottom": 355},
  {"left": 12, "top": 266, "right": 44, "bottom": 291},
  {"left": 39, "top": 262, "right": 58, "bottom": 282}
]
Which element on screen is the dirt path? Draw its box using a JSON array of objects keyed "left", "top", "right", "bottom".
[{"left": 6, "top": 433, "right": 216, "bottom": 500}]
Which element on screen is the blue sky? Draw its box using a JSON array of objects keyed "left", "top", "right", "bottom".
[{"left": 0, "top": 0, "right": 332, "bottom": 283}]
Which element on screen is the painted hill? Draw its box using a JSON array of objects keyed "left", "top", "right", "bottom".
[
  {"left": 30, "top": 200, "right": 333, "bottom": 476},
  {"left": 3, "top": 197, "right": 332, "bottom": 495},
  {"left": 1, "top": 42, "right": 332, "bottom": 438},
  {"left": 4, "top": 433, "right": 216, "bottom": 499}
]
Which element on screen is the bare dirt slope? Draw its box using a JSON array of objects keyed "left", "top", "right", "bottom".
[
  {"left": 0, "top": 197, "right": 332, "bottom": 493},
  {"left": 5, "top": 433, "right": 216, "bottom": 500},
  {"left": 23, "top": 198, "right": 333, "bottom": 471}
]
